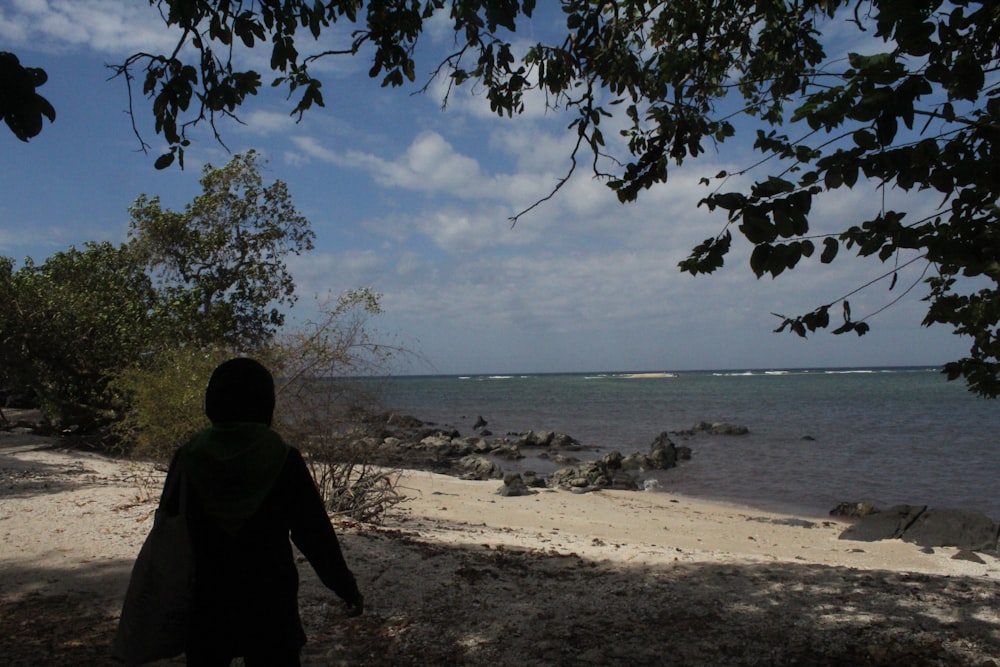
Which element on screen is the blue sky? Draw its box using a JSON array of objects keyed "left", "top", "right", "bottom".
[{"left": 0, "top": 1, "right": 971, "bottom": 375}]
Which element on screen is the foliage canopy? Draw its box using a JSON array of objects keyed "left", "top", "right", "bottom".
[{"left": 0, "top": 243, "right": 157, "bottom": 429}]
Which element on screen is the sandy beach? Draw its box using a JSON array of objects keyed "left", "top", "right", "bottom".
[{"left": 2, "top": 430, "right": 1000, "bottom": 665}]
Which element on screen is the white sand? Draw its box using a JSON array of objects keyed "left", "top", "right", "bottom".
[
  {"left": 391, "top": 470, "right": 999, "bottom": 576},
  {"left": 3, "top": 432, "right": 1000, "bottom": 665}
]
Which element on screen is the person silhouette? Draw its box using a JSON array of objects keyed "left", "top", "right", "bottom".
[{"left": 162, "top": 357, "right": 363, "bottom": 666}]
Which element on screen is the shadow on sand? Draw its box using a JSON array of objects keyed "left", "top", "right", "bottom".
[{"left": 5, "top": 521, "right": 995, "bottom": 666}]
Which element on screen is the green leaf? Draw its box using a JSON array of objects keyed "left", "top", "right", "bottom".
[
  {"left": 679, "top": 232, "right": 731, "bottom": 275},
  {"left": 853, "top": 130, "right": 879, "bottom": 150},
  {"left": 769, "top": 202, "right": 790, "bottom": 238},
  {"left": 739, "top": 207, "right": 775, "bottom": 245},
  {"left": 820, "top": 238, "right": 839, "bottom": 264},
  {"left": 154, "top": 152, "right": 176, "bottom": 170},
  {"left": 712, "top": 192, "right": 748, "bottom": 212},
  {"left": 842, "top": 164, "right": 859, "bottom": 188},
  {"left": 929, "top": 168, "right": 954, "bottom": 194},
  {"left": 950, "top": 57, "right": 985, "bottom": 101},
  {"left": 750, "top": 244, "right": 772, "bottom": 277},
  {"left": 753, "top": 176, "right": 795, "bottom": 198},
  {"left": 768, "top": 244, "right": 789, "bottom": 277},
  {"left": 876, "top": 112, "right": 898, "bottom": 145},
  {"left": 824, "top": 168, "right": 843, "bottom": 189},
  {"left": 798, "top": 307, "right": 830, "bottom": 332}
]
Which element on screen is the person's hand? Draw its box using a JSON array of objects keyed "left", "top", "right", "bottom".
[{"left": 345, "top": 593, "right": 364, "bottom": 617}]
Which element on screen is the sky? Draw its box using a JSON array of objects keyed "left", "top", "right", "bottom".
[{"left": 0, "top": 1, "right": 973, "bottom": 376}]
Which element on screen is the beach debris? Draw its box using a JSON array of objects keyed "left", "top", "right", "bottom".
[
  {"left": 952, "top": 549, "right": 987, "bottom": 564},
  {"left": 515, "top": 430, "right": 585, "bottom": 451},
  {"left": 520, "top": 471, "right": 547, "bottom": 489},
  {"left": 537, "top": 452, "right": 579, "bottom": 465},
  {"left": 748, "top": 516, "right": 818, "bottom": 529},
  {"left": 902, "top": 507, "right": 1000, "bottom": 551},
  {"left": 488, "top": 442, "right": 522, "bottom": 460},
  {"left": 329, "top": 406, "right": 694, "bottom": 493}
]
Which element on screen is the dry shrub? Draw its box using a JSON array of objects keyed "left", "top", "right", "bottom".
[
  {"left": 265, "top": 289, "right": 409, "bottom": 524},
  {"left": 300, "top": 429, "right": 405, "bottom": 524}
]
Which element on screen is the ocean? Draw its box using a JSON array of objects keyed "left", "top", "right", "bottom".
[{"left": 376, "top": 367, "right": 1000, "bottom": 520}]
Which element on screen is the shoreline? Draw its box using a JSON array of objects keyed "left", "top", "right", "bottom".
[
  {"left": 391, "top": 469, "right": 996, "bottom": 576},
  {"left": 3, "top": 434, "right": 1000, "bottom": 664}
]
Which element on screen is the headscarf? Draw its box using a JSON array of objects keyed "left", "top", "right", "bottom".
[{"left": 204, "top": 357, "right": 276, "bottom": 426}]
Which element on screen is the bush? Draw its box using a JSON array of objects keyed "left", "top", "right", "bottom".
[
  {"left": 113, "top": 290, "right": 408, "bottom": 524},
  {"left": 111, "top": 346, "right": 230, "bottom": 461}
]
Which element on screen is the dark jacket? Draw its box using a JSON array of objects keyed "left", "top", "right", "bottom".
[{"left": 161, "top": 423, "right": 360, "bottom": 656}]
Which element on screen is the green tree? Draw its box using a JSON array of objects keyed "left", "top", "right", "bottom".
[
  {"left": 0, "top": 243, "right": 157, "bottom": 430},
  {"left": 110, "top": 288, "right": 389, "bottom": 461},
  {"left": 128, "top": 150, "right": 315, "bottom": 349},
  {"left": 0, "top": 153, "right": 317, "bottom": 433}
]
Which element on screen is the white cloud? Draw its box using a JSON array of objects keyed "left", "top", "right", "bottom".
[
  {"left": 288, "top": 250, "right": 389, "bottom": 303},
  {"left": 3, "top": 0, "right": 174, "bottom": 54},
  {"left": 280, "top": 99, "right": 952, "bottom": 372},
  {"left": 238, "top": 110, "right": 298, "bottom": 137},
  {"left": 293, "top": 130, "right": 555, "bottom": 208},
  {"left": 414, "top": 205, "right": 532, "bottom": 253},
  {"left": 286, "top": 135, "right": 345, "bottom": 165},
  {"left": 372, "top": 131, "right": 484, "bottom": 193},
  {"left": 489, "top": 124, "right": 579, "bottom": 172},
  {"left": 377, "top": 242, "right": 685, "bottom": 331}
]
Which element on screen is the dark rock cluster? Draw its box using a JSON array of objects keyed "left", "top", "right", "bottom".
[
  {"left": 345, "top": 410, "right": 729, "bottom": 491},
  {"left": 834, "top": 503, "right": 1000, "bottom": 555}
]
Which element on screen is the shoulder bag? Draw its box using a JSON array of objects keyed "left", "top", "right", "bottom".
[{"left": 111, "top": 466, "right": 194, "bottom": 665}]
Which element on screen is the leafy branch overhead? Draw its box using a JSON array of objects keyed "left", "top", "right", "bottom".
[
  {"left": 0, "top": 52, "right": 55, "bottom": 141},
  {"left": 5, "top": 1, "right": 1000, "bottom": 395}
]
